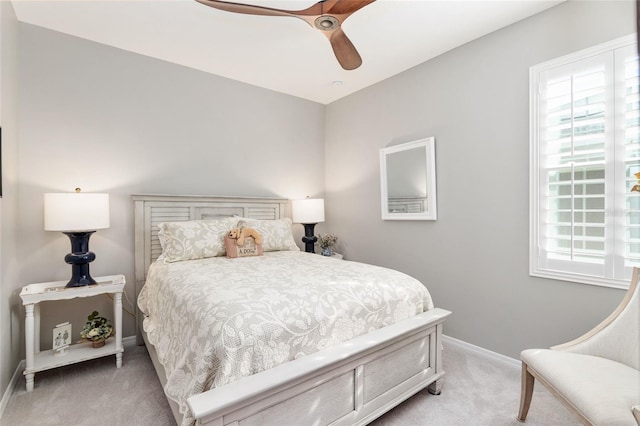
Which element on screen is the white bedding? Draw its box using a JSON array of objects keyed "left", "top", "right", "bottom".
[{"left": 138, "top": 251, "right": 434, "bottom": 425}]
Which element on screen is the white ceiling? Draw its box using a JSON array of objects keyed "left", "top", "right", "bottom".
[{"left": 11, "top": 0, "right": 564, "bottom": 104}]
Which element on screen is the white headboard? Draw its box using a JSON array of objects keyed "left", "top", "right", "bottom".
[{"left": 132, "top": 194, "right": 288, "bottom": 338}]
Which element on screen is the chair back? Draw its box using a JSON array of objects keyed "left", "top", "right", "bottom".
[{"left": 556, "top": 268, "right": 639, "bottom": 370}]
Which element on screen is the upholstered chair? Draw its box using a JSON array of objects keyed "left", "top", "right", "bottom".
[{"left": 518, "top": 267, "right": 640, "bottom": 425}]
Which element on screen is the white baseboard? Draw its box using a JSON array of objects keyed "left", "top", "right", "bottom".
[
  {"left": 0, "top": 359, "right": 24, "bottom": 420},
  {"left": 443, "top": 334, "right": 521, "bottom": 369},
  {"left": 122, "top": 335, "right": 137, "bottom": 348}
]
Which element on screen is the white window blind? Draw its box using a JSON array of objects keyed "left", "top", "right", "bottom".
[{"left": 530, "top": 35, "right": 640, "bottom": 289}]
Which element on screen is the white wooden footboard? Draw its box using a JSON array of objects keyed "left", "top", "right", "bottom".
[{"left": 188, "top": 308, "right": 451, "bottom": 426}]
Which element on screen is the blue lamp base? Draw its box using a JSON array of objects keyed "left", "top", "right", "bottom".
[
  {"left": 63, "top": 231, "right": 97, "bottom": 287},
  {"left": 301, "top": 223, "right": 318, "bottom": 253}
]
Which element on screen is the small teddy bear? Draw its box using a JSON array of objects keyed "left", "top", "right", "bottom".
[{"left": 227, "top": 227, "right": 263, "bottom": 246}]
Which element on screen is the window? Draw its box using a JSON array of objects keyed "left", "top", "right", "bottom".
[{"left": 530, "top": 34, "right": 640, "bottom": 289}]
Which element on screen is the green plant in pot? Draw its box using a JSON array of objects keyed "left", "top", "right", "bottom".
[{"left": 79, "top": 311, "right": 113, "bottom": 348}]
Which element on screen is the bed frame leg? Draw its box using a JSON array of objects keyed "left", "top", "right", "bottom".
[
  {"left": 136, "top": 307, "right": 145, "bottom": 346},
  {"left": 518, "top": 362, "right": 535, "bottom": 422},
  {"left": 427, "top": 378, "right": 443, "bottom": 395}
]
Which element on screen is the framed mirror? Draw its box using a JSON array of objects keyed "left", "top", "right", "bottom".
[{"left": 380, "top": 137, "right": 437, "bottom": 220}]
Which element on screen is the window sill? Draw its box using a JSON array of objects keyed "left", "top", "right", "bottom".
[{"left": 530, "top": 269, "right": 630, "bottom": 290}]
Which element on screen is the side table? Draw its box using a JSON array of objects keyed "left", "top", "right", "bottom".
[{"left": 19, "top": 274, "right": 125, "bottom": 391}]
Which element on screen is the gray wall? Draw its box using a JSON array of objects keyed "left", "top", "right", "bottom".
[
  {"left": 324, "top": 0, "right": 635, "bottom": 358},
  {"left": 0, "top": 0, "right": 20, "bottom": 401},
  {"left": 16, "top": 24, "right": 326, "bottom": 352}
]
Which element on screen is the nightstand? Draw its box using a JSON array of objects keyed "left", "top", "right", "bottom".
[{"left": 20, "top": 274, "right": 125, "bottom": 392}]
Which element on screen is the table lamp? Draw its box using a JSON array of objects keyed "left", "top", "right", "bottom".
[
  {"left": 44, "top": 189, "right": 110, "bottom": 287},
  {"left": 291, "top": 197, "right": 325, "bottom": 253}
]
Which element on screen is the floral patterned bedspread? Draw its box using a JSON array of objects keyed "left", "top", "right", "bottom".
[{"left": 138, "top": 251, "right": 434, "bottom": 425}]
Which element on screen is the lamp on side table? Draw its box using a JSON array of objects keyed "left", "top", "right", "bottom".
[
  {"left": 292, "top": 197, "right": 325, "bottom": 253},
  {"left": 44, "top": 188, "right": 110, "bottom": 287}
]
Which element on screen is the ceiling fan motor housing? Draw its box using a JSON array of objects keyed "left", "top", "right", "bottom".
[{"left": 314, "top": 15, "right": 340, "bottom": 31}]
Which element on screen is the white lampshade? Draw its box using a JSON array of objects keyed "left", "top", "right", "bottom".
[
  {"left": 292, "top": 198, "right": 325, "bottom": 224},
  {"left": 44, "top": 192, "right": 110, "bottom": 232}
]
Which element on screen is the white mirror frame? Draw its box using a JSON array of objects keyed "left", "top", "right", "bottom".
[{"left": 380, "top": 137, "right": 437, "bottom": 221}]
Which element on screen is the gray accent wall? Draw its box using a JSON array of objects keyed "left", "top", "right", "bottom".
[{"left": 324, "top": 0, "right": 635, "bottom": 358}]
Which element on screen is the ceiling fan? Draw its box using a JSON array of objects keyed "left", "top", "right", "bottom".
[{"left": 195, "top": 0, "right": 376, "bottom": 70}]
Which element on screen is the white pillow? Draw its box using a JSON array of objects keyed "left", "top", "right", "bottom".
[
  {"left": 157, "top": 217, "right": 238, "bottom": 262},
  {"left": 237, "top": 218, "right": 299, "bottom": 252}
]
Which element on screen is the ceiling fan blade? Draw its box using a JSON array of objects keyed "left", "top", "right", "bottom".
[
  {"left": 329, "top": 28, "right": 362, "bottom": 70},
  {"left": 195, "top": 0, "right": 296, "bottom": 18},
  {"left": 196, "top": 0, "right": 376, "bottom": 19},
  {"left": 323, "top": 0, "right": 376, "bottom": 16}
]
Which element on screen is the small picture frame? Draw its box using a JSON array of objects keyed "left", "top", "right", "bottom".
[{"left": 53, "top": 322, "right": 72, "bottom": 354}]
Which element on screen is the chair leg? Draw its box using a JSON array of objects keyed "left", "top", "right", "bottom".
[{"left": 518, "top": 362, "right": 535, "bottom": 422}]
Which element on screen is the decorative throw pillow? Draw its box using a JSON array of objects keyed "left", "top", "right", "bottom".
[
  {"left": 632, "top": 405, "right": 640, "bottom": 423},
  {"left": 236, "top": 218, "right": 299, "bottom": 252},
  {"left": 157, "top": 217, "right": 237, "bottom": 262}
]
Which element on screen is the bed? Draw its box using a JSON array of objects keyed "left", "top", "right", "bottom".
[{"left": 133, "top": 194, "right": 451, "bottom": 426}]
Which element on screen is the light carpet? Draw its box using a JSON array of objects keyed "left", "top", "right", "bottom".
[{"left": 2, "top": 340, "right": 579, "bottom": 425}]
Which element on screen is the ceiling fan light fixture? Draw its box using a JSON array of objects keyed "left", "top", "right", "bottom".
[{"left": 314, "top": 15, "right": 339, "bottom": 31}]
